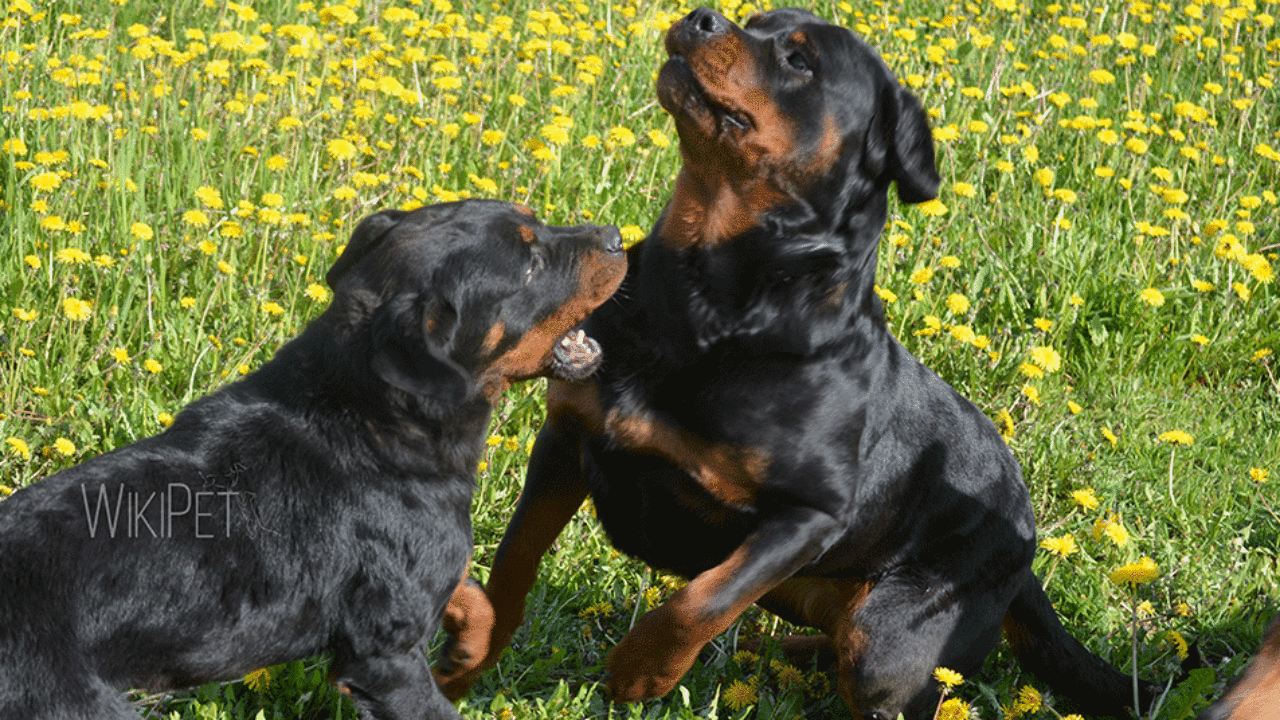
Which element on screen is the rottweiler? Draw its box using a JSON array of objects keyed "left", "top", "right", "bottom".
[
  {"left": 1199, "top": 617, "right": 1280, "bottom": 720},
  {"left": 0, "top": 200, "right": 625, "bottom": 720},
  {"left": 434, "top": 9, "right": 1159, "bottom": 720}
]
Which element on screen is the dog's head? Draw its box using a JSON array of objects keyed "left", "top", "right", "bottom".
[
  {"left": 656, "top": 7, "right": 940, "bottom": 247},
  {"left": 325, "top": 200, "right": 627, "bottom": 407}
]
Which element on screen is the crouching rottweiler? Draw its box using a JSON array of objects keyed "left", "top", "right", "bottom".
[
  {"left": 0, "top": 199, "right": 625, "bottom": 720},
  {"left": 437, "top": 9, "right": 1158, "bottom": 720}
]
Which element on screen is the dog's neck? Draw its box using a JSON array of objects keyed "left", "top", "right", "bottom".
[
  {"left": 255, "top": 312, "right": 493, "bottom": 478},
  {"left": 655, "top": 167, "right": 791, "bottom": 251}
]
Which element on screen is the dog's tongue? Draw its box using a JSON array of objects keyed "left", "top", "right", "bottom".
[{"left": 550, "top": 330, "right": 603, "bottom": 381}]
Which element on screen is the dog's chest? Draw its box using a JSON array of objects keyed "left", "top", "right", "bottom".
[{"left": 550, "top": 378, "right": 769, "bottom": 509}]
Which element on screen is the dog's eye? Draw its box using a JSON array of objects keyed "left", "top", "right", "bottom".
[
  {"left": 525, "top": 252, "right": 546, "bottom": 285},
  {"left": 784, "top": 50, "right": 813, "bottom": 74}
]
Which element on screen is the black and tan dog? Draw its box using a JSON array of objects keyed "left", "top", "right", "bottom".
[
  {"left": 436, "top": 9, "right": 1156, "bottom": 719},
  {"left": 0, "top": 200, "right": 625, "bottom": 720}
]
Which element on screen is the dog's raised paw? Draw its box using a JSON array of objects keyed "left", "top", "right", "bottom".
[{"left": 551, "top": 329, "right": 603, "bottom": 381}]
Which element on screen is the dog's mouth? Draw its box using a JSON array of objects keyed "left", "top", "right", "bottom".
[
  {"left": 549, "top": 329, "right": 603, "bottom": 382},
  {"left": 658, "top": 55, "right": 753, "bottom": 138}
]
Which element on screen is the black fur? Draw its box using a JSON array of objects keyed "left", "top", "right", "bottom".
[
  {"left": 440, "top": 10, "right": 1157, "bottom": 719},
  {"left": 0, "top": 199, "right": 625, "bottom": 720}
]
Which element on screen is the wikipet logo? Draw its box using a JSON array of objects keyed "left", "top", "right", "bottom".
[{"left": 81, "top": 482, "right": 240, "bottom": 539}]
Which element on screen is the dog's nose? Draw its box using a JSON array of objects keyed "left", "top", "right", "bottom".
[
  {"left": 686, "top": 7, "right": 728, "bottom": 38},
  {"left": 600, "top": 226, "right": 624, "bottom": 254}
]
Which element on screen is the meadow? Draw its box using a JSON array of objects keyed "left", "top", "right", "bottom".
[{"left": 1, "top": 0, "right": 1277, "bottom": 717}]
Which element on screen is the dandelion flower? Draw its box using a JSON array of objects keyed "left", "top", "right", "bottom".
[
  {"left": 1030, "top": 346, "right": 1061, "bottom": 372},
  {"left": 62, "top": 297, "right": 93, "bottom": 321},
  {"left": 53, "top": 438, "right": 77, "bottom": 456},
  {"left": 243, "top": 667, "right": 273, "bottom": 692},
  {"left": 1250, "top": 467, "right": 1270, "bottom": 483},
  {"left": 1040, "top": 534, "right": 1078, "bottom": 557},
  {"left": 1101, "top": 426, "right": 1119, "bottom": 447},
  {"left": 933, "top": 667, "right": 964, "bottom": 688},
  {"left": 144, "top": 359, "right": 164, "bottom": 374},
  {"left": 112, "top": 348, "right": 130, "bottom": 364},
  {"left": 946, "top": 293, "right": 970, "bottom": 314},
  {"left": 1156, "top": 430, "right": 1194, "bottom": 445},
  {"left": 130, "top": 222, "right": 153, "bottom": 240},
  {"left": 1139, "top": 288, "right": 1165, "bottom": 307},
  {"left": 1072, "top": 488, "right": 1100, "bottom": 510},
  {"left": 721, "top": 679, "right": 758, "bottom": 710},
  {"left": 5, "top": 437, "right": 31, "bottom": 459},
  {"left": 910, "top": 267, "right": 934, "bottom": 284},
  {"left": 327, "top": 138, "right": 358, "bottom": 161},
  {"left": 158, "top": 412, "right": 174, "bottom": 427},
  {"left": 1101, "top": 518, "right": 1129, "bottom": 547},
  {"left": 937, "top": 698, "right": 970, "bottom": 720},
  {"left": 1110, "top": 556, "right": 1160, "bottom": 585},
  {"left": 305, "top": 283, "right": 330, "bottom": 302},
  {"left": 917, "top": 198, "right": 949, "bottom": 217}
]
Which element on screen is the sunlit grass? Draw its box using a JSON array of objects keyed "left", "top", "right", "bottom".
[{"left": 1, "top": 0, "right": 1276, "bottom": 717}]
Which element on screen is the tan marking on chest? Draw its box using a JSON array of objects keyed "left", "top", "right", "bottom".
[{"left": 603, "top": 409, "right": 768, "bottom": 507}]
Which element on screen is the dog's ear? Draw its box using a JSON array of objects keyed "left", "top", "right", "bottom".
[
  {"left": 863, "top": 84, "right": 940, "bottom": 204},
  {"left": 888, "top": 87, "right": 940, "bottom": 203},
  {"left": 327, "top": 209, "right": 410, "bottom": 288},
  {"left": 369, "top": 291, "right": 474, "bottom": 405}
]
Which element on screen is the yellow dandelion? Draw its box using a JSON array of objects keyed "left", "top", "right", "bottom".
[
  {"left": 1016, "top": 685, "right": 1043, "bottom": 713},
  {"left": 1156, "top": 430, "right": 1194, "bottom": 445},
  {"left": 910, "top": 267, "right": 934, "bottom": 285},
  {"left": 1030, "top": 346, "right": 1061, "bottom": 372},
  {"left": 261, "top": 301, "right": 285, "bottom": 316},
  {"left": 112, "top": 348, "right": 130, "bottom": 364},
  {"left": 1250, "top": 467, "right": 1270, "bottom": 483},
  {"left": 53, "top": 438, "right": 77, "bottom": 456},
  {"left": 183, "top": 210, "right": 210, "bottom": 227},
  {"left": 305, "top": 283, "right": 330, "bottom": 302},
  {"left": 1101, "top": 426, "right": 1119, "bottom": 447},
  {"left": 144, "top": 359, "right": 164, "bottom": 374},
  {"left": 5, "top": 437, "right": 32, "bottom": 460},
  {"left": 933, "top": 667, "right": 964, "bottom": 689},
  {"left": 243, "top": 667, "right": 273, "bottom": 692},
  {"left": 937, "top": 697, "right": 970, "bottom": 720},
  {"left": 1103, "top": 518, "right": 1129, "bottom": 547},
  {"left": 158, "top": 412, "right": 175, "bottom": 427},
  {"left": 30, "top": 171, "right": 62, "bottom": 192},
  {"left": 62, "top": 297, "right": 93, "bottom": 321},
  {"left": 1109, "top": 556, "right": 1160, "bottom": 585},
  {"left": 1040, "top": 534, "right": 1078, "bottom": 557},
  {"left": 946, "top": 293, "right": 970, "bottom": 314},
  {"left": 327, "top": 138, "right": 358, "bottom": 161},
  {"left": 917, "top": 198, "right": 949, "bottom": 217},
  {"left": 1139, "top": 287, "right": 1165, "bottom": 307},
  {"left": 1072, "top": 489, "right": 1100, "bottom": 510},
  {"left": 721, "top": 679, "right": 758, "bottom": 711},
  {"left": 194, "top": 185, "right": 224, "bottom": 209}
]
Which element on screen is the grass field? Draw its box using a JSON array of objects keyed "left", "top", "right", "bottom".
[{"left": 1, "top": 0, "right": 1277, "bottom": 717}]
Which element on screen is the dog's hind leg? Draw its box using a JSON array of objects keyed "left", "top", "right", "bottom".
[{"left": 826, "top": 572, "right": 1018, "bottom": 720}]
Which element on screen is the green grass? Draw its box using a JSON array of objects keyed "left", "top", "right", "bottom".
[{"left": 1, "top": 0, "right": 1277, "bottom": 718}]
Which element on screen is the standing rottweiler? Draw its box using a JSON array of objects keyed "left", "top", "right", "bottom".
[
  {"left": 0, "top": 200, "right": 625, "bottom": 720},
  {"left": 436, "top": 9, "right": 1158, "bottom": 720}
]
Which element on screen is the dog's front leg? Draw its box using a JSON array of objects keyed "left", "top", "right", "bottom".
[
  {"left": 435, "top": 418, "right": 590, "bottom": 701},
  {"left": 604, "top": 505, "right": 840, "bottom": 702}
]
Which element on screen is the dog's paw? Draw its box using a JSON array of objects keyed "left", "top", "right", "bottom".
[{"left": 551, "top": 330, "right": 602, "bottom": 381}]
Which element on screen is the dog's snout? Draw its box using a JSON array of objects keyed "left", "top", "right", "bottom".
[
  {"left": 687, "top": 7, "right": 728, "bottom": 37},
  {"left": 600, "top": 226, "right": 624, "bottom": 254}
]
